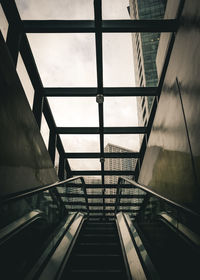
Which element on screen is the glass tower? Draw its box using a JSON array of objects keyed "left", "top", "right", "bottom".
[{"left": 129, "top": 0, "right": 167, "bottom": 134}]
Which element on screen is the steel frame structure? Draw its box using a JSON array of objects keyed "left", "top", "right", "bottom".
[{"left": 1, "top": 0, "right": 178, "bottom": 219}]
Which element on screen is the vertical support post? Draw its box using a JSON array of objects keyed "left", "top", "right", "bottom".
[
  {"left": 58, "top": 155, "right": 66, "bottom": 180},
  {"left": 33, "top": 91, "right": 44, "bottom": 130},
  {"left": 6, "top": 24, "right": 22, "bottom": 67},
  {"left": 80, "top": 177, "right": 89, "bottom": 217},
  {"left": 48, "top": 131, "right": 57, "bottom": 165}
]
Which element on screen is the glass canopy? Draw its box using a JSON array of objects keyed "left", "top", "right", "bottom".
[{"left": 1, "top": 0, "right": 165, "bottom": 220}]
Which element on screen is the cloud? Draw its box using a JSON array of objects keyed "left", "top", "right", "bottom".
[{"left": 16, "top": 0, "right": 94, "bottom": 20}]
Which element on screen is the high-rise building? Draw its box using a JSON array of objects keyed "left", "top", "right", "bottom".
[
  {"left": 85, "top": 177, "right": 101, "bottom": 184},
  {"left": 128, "top": 0, "right": 167, "bottom": 138},
  {"left": 104, "top": 143, "right": 137, "bottom": 184}
]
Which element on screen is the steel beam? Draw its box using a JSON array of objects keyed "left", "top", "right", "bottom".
[
  {"left": 64, "top": 184, "right": 135, "bottom": 188},
  {"left": 56, "top": 127, "right": 147, "bottom": 134},
  {"left": 64, "top": 152, "right": 140, "bottom": 158},
  {"left": 64, "top": 209, "right": 139, "bottom": 213},
  {"left": 48, "top": 131, "right": 57, "bottom": 164},
  {"left": 64, "top": 202, "right": 142, "bottom": 206},
  {"left": 43, "top": 87, "right": 158, "bottom": 97},
  {"left": 71, "top": 170, "right": 135, "bottom": 176},
  {"left": 61, "top": 194, "right": 145, "bottom": 198},
  {"left": 101, "top": 19, "right": 178, "bottom": 32},
  {"left": 32, "top": 91, "right": 44, "bottom": 129},
  {"left": 22, "top": 19, "right": 178, "bottom": 33}
]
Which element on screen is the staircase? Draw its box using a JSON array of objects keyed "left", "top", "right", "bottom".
[{"left": 61, "top": 220, "right": 128, "bottom": 280}]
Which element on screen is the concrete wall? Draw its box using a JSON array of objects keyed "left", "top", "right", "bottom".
[
  {"left": 0, "top": 32, "right": 58, "bottom": 198},
  {"left": 139, "top": 0, "right": 200, "bottom": 213}
]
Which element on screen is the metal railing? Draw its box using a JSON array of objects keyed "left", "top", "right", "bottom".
[
  {"left": 0, "top": 176, "right": 85, "bottom": 205},
  {"left": 118, "top": 176, "right": 200, "bottom": 219}
]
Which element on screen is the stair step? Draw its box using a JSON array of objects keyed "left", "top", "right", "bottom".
[
  {"left": 68, "top": 269, "right": 127, "bottom": 280},
  {"left": 83, "top": 227, "right": 116, "bottom": 234},
  {"left": 70, "top": 254, "right": 122, "bottom": 269},
  {"left": 80, "top": 233, "right": 118, "bottom": 243},
  {"left": 61, "top": 220, "right": 127, "bottom": 280},
  {"left": 86, "top": 222, "right": 115, "bottom": 229},
  {"left": 74, "top": 242, "right": 121, "bottom": 254}
]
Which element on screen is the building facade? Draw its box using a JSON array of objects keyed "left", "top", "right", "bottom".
[
  {"left": 104, "top": 143, "right": 137, "bottom": 184},
  {"left": 129, "top": 0, "right": 167, "bottom": 139}
]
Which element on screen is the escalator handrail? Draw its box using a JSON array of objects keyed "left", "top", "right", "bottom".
[
  {"left": 158, "top": 212, "right": 200, "bottom": 247},
  {"left": 25, "top": 212, "right": 78, "bottom": 280},
  {"left": 0, "top": 210, "right": 45, "bottom": 245},
  {"left": 118, "top": 177, "right": 200, "bottom": 218},
  {"left": 123, "top": 213, "right": 160, "bottom": 280},
  {"left": 1, "top": 176, "right": 85, "bottom": 204},
  {"left": 36, "top": 212, "right": 84, "bottom": 280},
  {"left": 116, "top": 212, "right": 148, "bottom": 280}
]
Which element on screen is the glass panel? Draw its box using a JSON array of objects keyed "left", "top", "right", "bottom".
[
  {"left": 89, "top": 206, "right": 103, "bottom": 210},
  {"left": 48, "top": 97, "right": 98, "bottom": 127},
  {"left": 102, "top": 0, "right": 131, "bottom": 19},
  {"left": 105, "top": 175, "right": 119, "bottom": 185},
  {"left": 104, "top": 135, "right": 140, "bottom": 152},
  {"left": 129, "top": 0, "right": 167, "bottom": 20},
  {"left": 103, "top": 33, "right": 135, "bottom": 86},
  {"left": 27, "top": 34, "right": 97, "bottom": 87},
  {"left": 0, "top": 188, "right": 66, "bottom": 278},
  {"left": 105, "top": 206, "right": 115, "bottom": 210},
  {"left": 137, "top": 96, "right": 155, "bottom": 128},
  {"left": 60, "top": 135, "right": 100, "bottom": 152},
  {"left": 40, "top": 114, "right": 49, "bottom": 149},
  {"left": 105, "top": 188, "right": 117, "bottom": 195},
  {"left": 68, "top": 159, "right": 101, "bottom": 171},
  {"left": 84, "top": 176, "right": 101, "bottom": 184},
  {"left": 105, "top": 157, "right": 137, "bottom": 172},
  {"left": 88, "top": 198, "right": 103, "bottom": 204},
  {"left": 104, "top": 97, "right": 138, "bottom": 127},
  {"left": 16, "top": 54, "right": 34, "bottom": 108},
  {"left": 105, "top": 198, "right": 116, "bottom": 204},
  {"left": 87, "top": 188, "right": 103, "bottom": 195},
  {"left": 0, "top": 4, "right": 8, "bottom": 40},
  {"left": 15, "top": 0, "right": 94, "bottom": 19}
]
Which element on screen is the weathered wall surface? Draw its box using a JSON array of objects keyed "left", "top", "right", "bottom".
[
  {"left": 0, "top": 32, "right": 58, "bottom": 198},
  {"left": 139, "top": 0, "right": 200, "bottom": 213}
]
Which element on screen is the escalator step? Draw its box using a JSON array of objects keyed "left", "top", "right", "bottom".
[
  {"left": 80, "top": 233, "right": 118, "bottom": 243},
  {"left": 70, "top": 254, "right": 123, "bottom": 269},
  {"left": 74, "top": 242, "right": 121, "bottom": 254},
  {"left": 86, "top": 223, "right": 115, "bottom": 229},
  {"left": 68, "top": 269, "right": 127, "bottom": 280},
  {"left": 60, "top": 221, "right": 128, "bottom": 280},
  {"left": 82, "top": 227, "right": 116, "bottom": 234}
]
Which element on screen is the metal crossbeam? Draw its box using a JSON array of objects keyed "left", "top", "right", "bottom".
[
  {"left": 43, "top": 87, "right": 158, "bottom": 97},
  {"left": 64, "top": 202, "right": 142, "bottom": 206},
  {"left": 65, "top": 184, "right": 135, "bottom": 188},
  {"left": 56, "top": 127, "right": 147, "bottom": 134},
  {"left": 23, "top": 19, "right": 178, "bottom": 33},
  {"left": 64, "top": 152, "right": 140, "bottom": 158},
  {"left": 65, "top": 209, "right": 140, "bottom": 213},
  {"left": 71, "top": 170, "right": 135, "bottom": 176},
  {"left": 60, "top": 194, "right": 145, "bottom": 198}
]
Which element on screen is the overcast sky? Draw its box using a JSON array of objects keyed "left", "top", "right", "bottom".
[{"left": 13, "top": 0, "right": 139, "bottom": 170}]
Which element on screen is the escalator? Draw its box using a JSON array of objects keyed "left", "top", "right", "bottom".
[
  {"left": 1, "top": 177, "right": 200, "bottom": 280},
  {"left": 0, "top": 207, "right": 200, "bottom": 280},
  {"left": 61, "top": 221, "right": 128, "bottom": 280}
]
